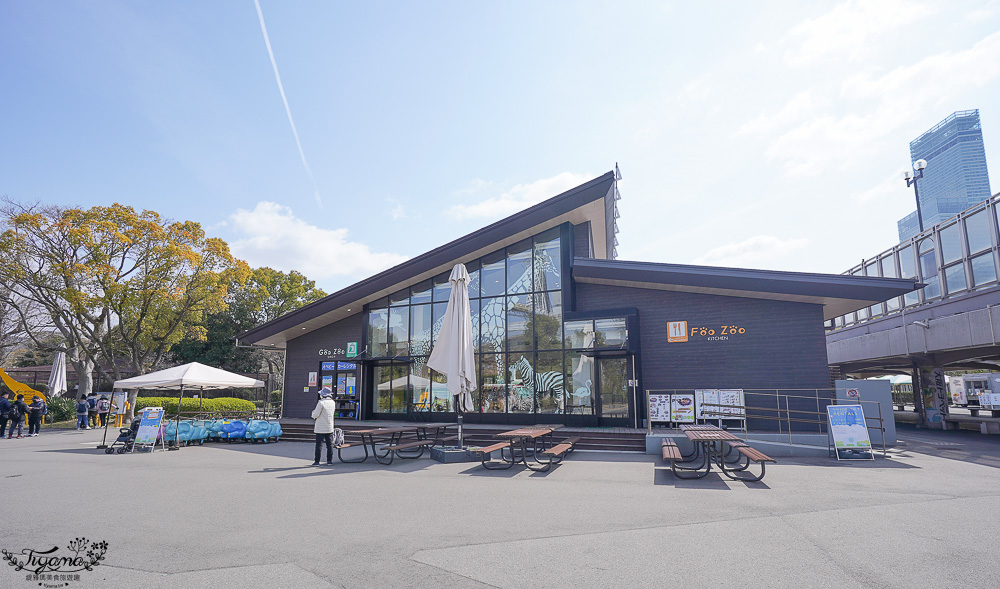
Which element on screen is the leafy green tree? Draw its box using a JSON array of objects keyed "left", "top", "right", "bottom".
[
  {"left": 1, "top": 201, "right": 248, "bottom": 417},
  {"left": 171, "top": 267, "right": 325, "bottom": 375}
]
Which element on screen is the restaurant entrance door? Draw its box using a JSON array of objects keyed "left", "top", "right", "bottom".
[{"left": 596, "top": 356, "right": 630, "bottom": 426}]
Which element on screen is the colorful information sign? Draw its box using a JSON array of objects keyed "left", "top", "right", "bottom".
[
  {"left": 827, "top": 404, "right": 873, "bottom": 460},
  {"left": 135, "top": 408, "right": 164, "bottom": 447},
  {"left": 308, "top": 372, "right": 318, "bottom": 387},
  {"left": 346, "top": 342, "right": 358, "bottom": 358},
  {"left": 321, "top": 375, "right": 333, "bottom": 389},
  {"left": 670, "top": 394, "right": 695, "bottom": 423},
  {"left": 718, "top": 389, "right": 746, "bottom": 418},
  {"left": 320, "top": 361, "right": 338, "bottom": 371},
  {"left": 648, "top": 394, "right": 671, "bottom": 422}
]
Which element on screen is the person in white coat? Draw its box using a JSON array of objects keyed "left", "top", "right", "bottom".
[{"left": 311, "top": 387, "right": 337, "bottom": 465}]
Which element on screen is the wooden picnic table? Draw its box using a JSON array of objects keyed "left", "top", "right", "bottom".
[{"left": 668, "top": 427, "right": 744, "bottom": 479}]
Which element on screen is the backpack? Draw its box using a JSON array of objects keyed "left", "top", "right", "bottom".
[
  {"left": 76, "top": 400, "right": 89, "bottom": 414},
  {"left": 332, "top": 428, "right": 345, "bottom": 447},
  {"left": 97, "top": 399, "right": 110, "bottom": 412},
  {"left": 41, "top": 403, "right": 48, "bottom": 416},
  {"left": 87, "top": 397, "right": 97, "bottom": 409}
]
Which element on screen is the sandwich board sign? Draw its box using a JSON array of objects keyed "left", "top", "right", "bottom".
[
  {"left": 827, "top": 404, "right": 874, "bottom": 460},
  {"left": 134, "top": 407, "right": 166, "bottom": 452}
]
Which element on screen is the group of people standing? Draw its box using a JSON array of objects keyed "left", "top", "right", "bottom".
[
  {"left": 75, "top": 392, "right": 114, "bottom": 430},
  {"left": 0, "top": 391, "right": 47, "bottom": 439}
]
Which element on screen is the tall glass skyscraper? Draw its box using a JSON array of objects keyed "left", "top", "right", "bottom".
[{"left": 897, "top": 110, "right": 992, "bottom": 242}]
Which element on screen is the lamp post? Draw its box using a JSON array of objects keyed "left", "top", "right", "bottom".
[{"left": 902, "top": 159, "right": 928, "bottom": 233}]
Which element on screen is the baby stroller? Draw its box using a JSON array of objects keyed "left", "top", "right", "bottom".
[{"left": 105, "top": 419, "right": 141, "bottom": 454}]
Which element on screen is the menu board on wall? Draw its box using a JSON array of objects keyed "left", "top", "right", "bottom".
[
  {"left": 718, "top": 389, "right": 746, "bottom": 417},
  {"left": 695, "top": 390, "right": 719, "bottom": 419},
  {"left": 648, "top": 394, "right": 671, "bottom": 422},
  {"left": 671, "top": 394, "right": 695, "bottom": 423}
]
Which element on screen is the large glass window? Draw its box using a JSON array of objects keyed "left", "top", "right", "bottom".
[
  {"left": 410, "top": 359, "right": 432, "bottom": 412},
  {"left": 898, "top": 246, "right": 919, "bottom": 306},
  {"left": 534, "top": 292, "right": 563, "bottom": 350},
  {"left": 431, "top": 370, "right": 451, "bottom": 412},
  {"left": 864, "top": 262, "right": 881, "bottom": 317},
  {"left": 533, "top": 228, "right": 562, "bottom": 291},
  {"left": 480, "top": 251, "right": 505, "bottom": 297},
  {"left": 595, "top": 318, "right": 628, "bottom": 347},
  {"left": 919, "top": 238, "right": 940, "bottom": 300},
  {"left": 944, "top": 263, "right": 967, "bottom": 295},
  {"left": 565, "top": 320, "right": 594, "bottom": 349},
  {"left": 480, "top": 354, "right": 504, "bottom": 413},
  {"left": 536, "top": 352, "right": 564, "bottom": 414},
  {"left": 507, "top": 296, "right": 533, "bottom": 351},
  {"left": 939, "top": 223, "right": 963, "bottom": 265},
  {"left": 388, "top": 306, "right": 409, "bottom": 356},
  {"left": 410, "top": 280, "right": 432, "bottom": 305},
  {"left": 506, "top": 240, "right": 533, "bottom": 294},
  {"left": 966, "top": 210, "right": 992, "bottom": 254},
  {"left": 480, "top": 296, "right": 506, "bottom": 354},
  {"left": 566, "top": 352, "right": 594, "bottom": 415},
  {"left": 971, "top": 253, "right": 997, "bottom": 287},
  {"left": 881, "top": 256, "right": 900, "bottom": 312},
  {"left": 368, "top": 308, "right": 389, "bottom": 357},
  {"left": 432, "top": 272, "right": 452, "bottom": 302},
  {"left": 506, "top": 353, "right": 535, "bottom": 414},
  {"left": 409, "top": 304, "right": 432, "bottom": 356}
]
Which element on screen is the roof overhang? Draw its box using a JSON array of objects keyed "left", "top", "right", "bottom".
[
  {"left": 571, "top": 258, "right": 922, "bottom": 321},
  {"left": 239, "top": 172, "right": 618, "bottom": 348}
]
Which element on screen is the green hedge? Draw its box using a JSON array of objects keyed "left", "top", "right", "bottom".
[{"left": 132, "top": 397, "right": 257, "bottom": 416}]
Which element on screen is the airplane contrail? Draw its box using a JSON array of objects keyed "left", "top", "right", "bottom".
[{"left": 253, "top": 0, "right": 323, "bottom": 209}]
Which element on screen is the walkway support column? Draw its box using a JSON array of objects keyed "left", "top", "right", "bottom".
[{"left": 915, "top": 365, "right": 950, "bottom": 429}]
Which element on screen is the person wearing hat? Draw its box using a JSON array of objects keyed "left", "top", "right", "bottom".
[
  {"left": 310, "top": 387, "right": 337, "bottom": 466},
  {"left": 27, "top": 395, "right": 46, "bottom": 437}
]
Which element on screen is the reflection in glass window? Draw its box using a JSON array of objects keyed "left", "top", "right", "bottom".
[
  {"left": 388, "top": 306, "right": 409, "bottom": 356},
  {"left": 533, "top": 229, "right": 562, "bottom": 291},
  {"left": 971, "top": 252, "right": 997, "bottom": 287},
  {"left": 940, "top": 224, "right": 963, "bottom": 265},
  {"left": 595, "top": 318, "right": 627, "bottom": 347},
  {"left": 479, "top": 354, "right": 504, "bottom": 413},
  {"left": 389, "top": 288, "right": 410, "bottom": 306},
  {"left": 945, "top": 263, "right": 967, "bottom": 295},
  {"left": 432, "top": 272, "right": 452, "bottom": 302},
  {"left": 410, "top": 359, "right": 432, "bottom": 412},
  {"left": 535, "top": 352, "right": 564, "bottom": 414},
  {"left": 919, "top": 239, "right": 940, "bottom": 299},
  {"left": 389, "top": 365, "right": 407, "bottom": 413},
  {"left": 375, "top": 366, "right": 393, "bottom": 412},
  {"left": 410, "top": 280, "right": 432, "bottom": 305},
  {"left": 506, "top": 354, "right": 535, "bottom": 414},
  {"left": 565, "top": 352, "right": 594, "bottom": 415},
  {"left": 480, "top": 251, "right": 505, "bottom": 297},
  {"left": 898, "top": 246, "right": 919, "bottom": 306},
  {"left": 533, "top": 292, "right": 562, "bottom": 350},
  {"left": 565, "top": 320, "right": 594, "bottom": 349},
  {"left": 470, "top": 298, "right": 480, "bottom": 351},
  {"left": 506, "top": 240, "right": 533, "bottom": 294},
  {"left": 507, "top": 296, "right": 533, "bottom": 351},
  {"left": 480, "top": 297, "right": 506, "bottom": 354},
  {"left": 368, "top": 308, "right": 389, "bottom": 357},
  {"left": 431, "top": 369, "right": 451, "bottom": 412},
  {"left": 466, "top": 260, "right": 481, "bottom": 299},
  {"left": 409, "top": 304, "right": 432, "bottom": 356},
  {"left": 966, "top": 210, "right": 992, "bottom": 254},
  {"left": 881, "top": 256, "right": 900, "bottom": 311},
  {"left": 431, "top": 302, "right": 447, "bottom": 345}
]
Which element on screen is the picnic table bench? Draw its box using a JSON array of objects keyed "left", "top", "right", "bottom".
[
  {"left": 474, "top": 427, "right": 577, "bottom": 472},
  {"left": 336, "top": 424, "right": 457, "bottom": 465},
  {"left": 661, "top": 429, "right": 775, "bottom": 482}
]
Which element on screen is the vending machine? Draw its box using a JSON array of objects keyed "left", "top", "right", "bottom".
[{"left": 320, "top": 361, "right": 360, "bottom": 420}]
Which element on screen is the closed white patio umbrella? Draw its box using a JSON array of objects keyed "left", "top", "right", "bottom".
[
  {"left": 427, "top": 263, "right": 477, "bottom": 447},
  {"left": 47, "top": 351, "right": 67, "bottom": 397}
]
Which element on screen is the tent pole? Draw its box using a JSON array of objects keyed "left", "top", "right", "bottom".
[{"left": 169, "top": 384, "right": 183, "bottom": 451}]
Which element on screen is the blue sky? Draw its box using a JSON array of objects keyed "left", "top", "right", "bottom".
[{"left": 2, "top": 1, "right": 999, "bottom": 293}]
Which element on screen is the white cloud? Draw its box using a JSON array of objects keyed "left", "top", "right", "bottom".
[
  {"left": 385, "top": 198, "right": 405, "bottom": 220},
  {"left": 693, "top": 235, "right": 809, "bottom": 268},
  {"left": 752, "top": 30, "right": 1000, "bottom": 178},
  {"left": 783, "top": 0, "right": 935, "bottom": 66},
  {"left": 227, "top": 202, "right": 408, "bottom": 283},
  {"left": 446, "top": 172, "right": 593, "bottom": 221}
]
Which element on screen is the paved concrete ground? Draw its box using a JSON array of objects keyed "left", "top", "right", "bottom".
[{"left": 2, "top": 425, "right": 999, "bottom": 588}]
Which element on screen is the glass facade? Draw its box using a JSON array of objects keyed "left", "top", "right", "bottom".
[
  {"left": 898, "top": 110, "right": 992, "bottom": 242},
  {"left": 365, "top": 225, "right": 607, "bottom": 417},
  {"left": 831, "top": 190, "right": 1000, "bottom": 330}
]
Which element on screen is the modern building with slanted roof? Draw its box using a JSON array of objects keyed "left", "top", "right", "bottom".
[{"left": 239, "top": 170, "right": 918, "bottom": 430}]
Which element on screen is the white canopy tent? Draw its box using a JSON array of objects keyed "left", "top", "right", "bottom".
[{"left": 113, "top": 362, "right": 265, "bottom": 450}]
